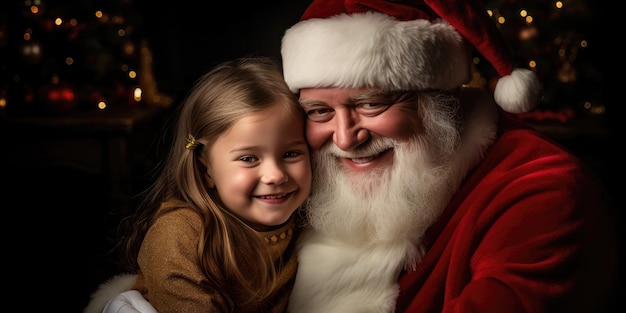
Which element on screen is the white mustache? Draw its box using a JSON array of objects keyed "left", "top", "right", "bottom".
[{"left": 322, "top": 137, "right": 397, "bottom": 159}]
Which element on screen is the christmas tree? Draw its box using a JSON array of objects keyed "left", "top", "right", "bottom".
[{"left": 0, "top": 0, "right": 171, "bottom": 117}]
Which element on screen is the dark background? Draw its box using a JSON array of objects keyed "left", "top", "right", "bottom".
[
  {"left": 137, "top": 0, "right": 311, "bottom": 99},
  {"left": 0, "top": 1, "right": 621, "bottom": 312}
]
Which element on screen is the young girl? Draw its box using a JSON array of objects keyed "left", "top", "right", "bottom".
[{"left": 87, "top": 56, "right": 311, "bottom": 313}]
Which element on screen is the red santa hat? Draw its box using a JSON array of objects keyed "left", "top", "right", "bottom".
[{"left": 281, "top": 0, "right": 543, "bottom": 113}]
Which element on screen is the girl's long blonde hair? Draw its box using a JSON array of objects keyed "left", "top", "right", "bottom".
[{"left": 116, "top": 56, "right": 304, "bottom": 303}]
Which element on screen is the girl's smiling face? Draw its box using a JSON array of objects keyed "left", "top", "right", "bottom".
[{"left": 205, "top": 105, "right": 311, "bottom": 226}]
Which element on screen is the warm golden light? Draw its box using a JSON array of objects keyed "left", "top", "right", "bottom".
[
  {"left": 128, "top": 70, "right": 137, "bottom": 79},
  {"left": 55, "top": 18, "right": 63, "bottom": 26},
  {"left": 65, "top": 57, "right": 74, "bottom": 65},
  {"left": 555, "top": 1, "right": 564, "bottom": 9},
  {"left": 122, "top": 41, "right": 135, "bottom": 55},
  {"left": 21, "top": 42, "right": 40, "bottom": 56},
  {"left": 589, "top": 103, "right": 605, "bottom": 115},
  {"left": 519, "top": 26, "right": 538, "bottom": 40},
  {"left": 98, "top": 101, "right": 107, "bottom": 110},
  {"left": 30, "top": 6, "right": 39, "bottom": 14},
  {"left": 134, "top": 87, "right": 142, "bottom": 102},
  {"left": 95, "top": 11, "right": 103, "bottom": 19}
]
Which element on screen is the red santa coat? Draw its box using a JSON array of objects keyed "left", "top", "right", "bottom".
[{"left": 396, "top": 113, "right": 617, "bottom": 313}]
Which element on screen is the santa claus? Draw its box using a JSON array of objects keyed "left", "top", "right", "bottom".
[{"left": 281, "top": 0, "right": 617, "bottom": 312}]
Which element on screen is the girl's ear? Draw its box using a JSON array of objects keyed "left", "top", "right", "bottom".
[
  {"left": 197, "top": 154, "right": 215, "bottom": 189},
  {"left": 204, "top": 170, "right": 215, "bottom": 188}
]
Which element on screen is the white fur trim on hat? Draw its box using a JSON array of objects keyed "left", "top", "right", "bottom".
[{"left": 281, "top": 12, "right": 471, "bottom": 93}]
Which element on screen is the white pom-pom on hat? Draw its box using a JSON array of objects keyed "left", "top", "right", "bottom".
[{"left": 494, "top": 68, "right": 544, "bottom": 114}]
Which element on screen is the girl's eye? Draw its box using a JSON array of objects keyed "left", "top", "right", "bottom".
[
  {"left": 238, "top": 156, "right": 258, "bottom": 163},
  {"left": 284, "top": 151, "right": 302, "bottom": 158}
]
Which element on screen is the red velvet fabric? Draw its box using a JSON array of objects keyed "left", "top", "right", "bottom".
[
  {"left": 396, "top": 114, "right": 617, "bottom": 312},
  {"left": 300, "top": 0, "right": 437, "bottom": 22}
]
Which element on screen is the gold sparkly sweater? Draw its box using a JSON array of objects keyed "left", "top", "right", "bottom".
[{"left": 133, "top": 205, "right": 298, "bottom": 313}]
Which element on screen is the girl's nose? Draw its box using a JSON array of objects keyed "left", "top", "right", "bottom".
[{"left": 261, "top": 162, "right": 288, "bottom": 185}]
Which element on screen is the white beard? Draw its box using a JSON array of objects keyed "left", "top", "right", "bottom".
[
  {"left": 288, "top": 138, "right": 458, "bottom": 313},
  {"left": 304, "top": 137, "right": 457, "bottom": 246}
]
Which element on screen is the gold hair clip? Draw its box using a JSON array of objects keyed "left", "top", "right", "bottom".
[{"left": 185, "top": 134, "right": 199, "bottom": 150}]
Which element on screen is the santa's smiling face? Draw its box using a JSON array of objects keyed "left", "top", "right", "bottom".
[
  {"left": 299, "top": 87, "right": 423, "bottom": 170},
  {"left": 300, "top": 87, "right": 463, "bottom": 244}
]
